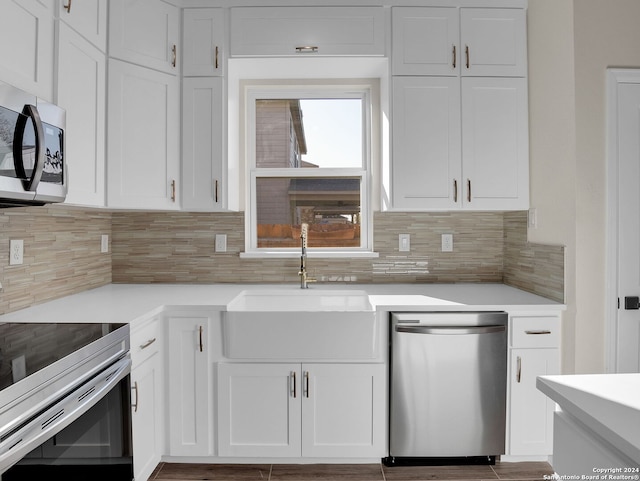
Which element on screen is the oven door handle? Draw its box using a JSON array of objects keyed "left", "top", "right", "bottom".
[
  {"left": 0, "top": 356, "right": 131, "bottom": 474},
  {"left": 12, "top": 104, "right": 45, "bottom": 192}
]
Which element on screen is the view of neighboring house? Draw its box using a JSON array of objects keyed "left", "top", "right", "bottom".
[{"left": 255, "top": 99, "right": 360, "bottom": 247}]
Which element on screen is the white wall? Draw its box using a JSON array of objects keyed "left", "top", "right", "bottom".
[{"left": 529, "top": 0, "right": 640, "bottom": 373}]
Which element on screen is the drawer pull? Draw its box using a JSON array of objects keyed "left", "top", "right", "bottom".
[
  {"left": 304, "top": 371, "right": 310, "bottom": 398},
  {"left": 525, "top": 330, "right": 552, "bottom": 335},
  {"left": 452, "top": 44, "right": 456, "bottom": 69},
  {"left": 172, "top": 44, "right": 177, "bottom": 68},
  {"left": 516, "top": 356, "right": 522, "bottom": 383},
  {"left": 465, "top": 45, "right": 470, "bottom": 69},
  {"left": 139, "top": 338, "right": 156, "bottom": 350},
  {"left": 215, "top": 46, "right": 219, "bottom": 69},
  {"left": 295, "top": 46, "right": 318, "bottom": 53},
  {"left": 199, "top": 325, "right": 204, "bottom": 352}
]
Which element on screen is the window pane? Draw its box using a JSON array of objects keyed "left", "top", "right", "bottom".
[
  {"left": 256, "top": 99, "right": 362, "bottom": 169},
  {"left": 256, "top": 177, "right": 361, "bottom": 248}
]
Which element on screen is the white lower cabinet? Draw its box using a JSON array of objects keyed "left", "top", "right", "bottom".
[
  {"left": 166, "top": 316, "right": 213, "bottom": 456},
  {"left": 217, "top": 363, "right": 385, "bottom": 458},
  {"left": 131, "top": 351, "right": 162, "bottom": 481},
  {"left": 507, "top": 315, "right": 561, "bottom": 457},
  {"left": 130, "top": 316, "right": 163, "bottom": 481}
]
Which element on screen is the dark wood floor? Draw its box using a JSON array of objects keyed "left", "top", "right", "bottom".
[{"left": 150, "top": 461, "right": 554, "bottom": 481}]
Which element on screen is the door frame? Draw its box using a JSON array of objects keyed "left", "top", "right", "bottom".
[{"left": 605, "top": 68, "right": 640, "bottom": 372}]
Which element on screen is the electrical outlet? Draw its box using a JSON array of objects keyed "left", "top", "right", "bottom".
[
  {"left": 10, "top": 239, "right": 23, "bottom": 265},
  {"left": 215, "top": 234, "right": 227, "bottom": 253},
  {"left": 101, "top": 234, "right": 109, "bottom": 253},
  {"left": 441, "top": 234, "right": 453, "bottom": 252},
  {"left": 399, "top": 234, "right": 410, "bottom": 252}
]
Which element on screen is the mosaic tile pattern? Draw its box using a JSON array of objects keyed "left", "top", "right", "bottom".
[
  {"left": 503, "top": 211, "right": 565, "bottom": 303},
  {"left": 0, "top": 205, "right": 112, "bottom": 316},
  {"left": 111, "top": 211, "right": 507, "bottom": 284},
  {"left": 0, "top": 207, "right": 564, "bottom": 317}
]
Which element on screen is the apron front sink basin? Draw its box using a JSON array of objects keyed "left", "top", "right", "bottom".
[{"left": 224, "top": 289, "right": 379, "bottom": 360}]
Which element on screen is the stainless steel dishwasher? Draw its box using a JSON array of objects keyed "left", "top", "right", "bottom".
[{"left": 387, "top": 311, "right": 507, "bottom": 465}]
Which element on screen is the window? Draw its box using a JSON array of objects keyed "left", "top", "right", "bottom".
[{"left": 245, "top": 83, "right": 374, "bottom": 256}]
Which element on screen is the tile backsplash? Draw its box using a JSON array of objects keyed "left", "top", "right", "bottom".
[{"left": 0, "top": 206, "right": 564, "bottom": 316}]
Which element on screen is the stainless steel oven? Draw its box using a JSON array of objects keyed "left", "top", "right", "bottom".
[{"left": 0, "top": 323, "right": 132, "bottom": 479}]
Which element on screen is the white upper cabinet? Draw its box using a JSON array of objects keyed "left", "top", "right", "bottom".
[
  {"left": 182, "top": 77, "right": 224, "bottom": 211},
  {"left": 58, "top": 0, "right": 107, "bottom": 52},
  {"left": 392, "top": 7, "right": 459, "bottom": 77},
  {"left": 230, "top": 7, "right": 385, "bottom": 57},
  {"left": 109, "top": 0, "right": 180, "bottom": 75},
  {"left": 183, "top": 8, "right": 225, "bottom": 77},
  {"left": 460, "top": 8, "right": 527, "bottom": 77},
  {"left": 392, "top": 7, "right": 526, "bottom": 77},
  {"left": 58, "top": 23, "right": 106, "bottom": 207},
  {"left": 461, "top": 77, "right": 529, "bottom": 210},
  {"left": 0, "top": 0, "right": 54, "bottom": 100},
  {"left": 107, "top": 59, "right": 180, "bottom": 210},
  {"left": 392, "top": 76, "right": 461, "bottom": 210}
]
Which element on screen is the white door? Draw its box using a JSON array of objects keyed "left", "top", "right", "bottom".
[
  {"left": 217, "top": 363, "right": 302, "bottom": 457},
  {"left": 608, "top": 70, "right": 640, "bottom": 372},
  {"left": 301, "top": 363, "right": 385, "bottom": 458}
]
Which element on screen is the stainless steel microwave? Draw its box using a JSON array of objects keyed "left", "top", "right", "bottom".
[{"left": 0, "top": 80, "right": 66, "bottom": 207}]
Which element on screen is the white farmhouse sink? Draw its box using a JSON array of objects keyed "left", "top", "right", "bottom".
[{"left": 224, "top": 289, "right": 379, "bottom": 360}]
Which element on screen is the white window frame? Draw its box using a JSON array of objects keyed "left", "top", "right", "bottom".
[{"left": 243, "top": 83, "right": 375, "bottom": 258}]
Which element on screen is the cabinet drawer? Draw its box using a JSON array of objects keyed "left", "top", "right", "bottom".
[
  {"left": 230, "top": 7, "right": 384, "bottom": 57},
  {"left": 131, "top": 318, "right": 160, "bottom": 365},
  {"left": 511, "top": 316, "right": 560, "bottom": 348}
]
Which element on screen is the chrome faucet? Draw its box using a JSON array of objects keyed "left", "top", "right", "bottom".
[{"left": 299, "top": 223, "right": 315, "bottom": 289}]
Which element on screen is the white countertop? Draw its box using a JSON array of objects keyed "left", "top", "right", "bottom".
[
  {"left": 537, "top": 373, "right": 640, "bottom": 464},
  {"left": 0, "top": 283, "right": 564, "bottom": 324}
]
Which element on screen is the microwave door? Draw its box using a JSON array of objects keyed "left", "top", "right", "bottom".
[
  {"left": 13, "top": 104, "right": 45, "bottom": 192},
  {"left": 0, "top": 104, "right": 36, "bottom": 202}
]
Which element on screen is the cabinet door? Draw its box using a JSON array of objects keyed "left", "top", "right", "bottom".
[
  {"left": 109, "top": 0, "right": 179, "bottom": 75},
  {"left": 391, "top": 7, "right": 459, "bottom": 76},
  {"left": 58, "top": 23, "right": 106, "bottom": 207},
  {"left": 302, "top": 364, "right": 385, "bottom": 458},
  {"left": 0, "top": 0, "right": 54, "bottom": 100},
  {"left": 183, "top": 8, "right": 225, "bottom": 77},
  {"left": 107, "top": 59, "right": 180, "bottom": 210},
  {"left": 392, "top": 76, "right": 461, "bottom": 210},
  {"left": 182, "top": 77, "right": 224, "bottom": 211},
  {"left": 509, "top": 348, "right": 559, "bottom": 455},
  {"left": 461, "top": 77, "right": 529, "bottom": 210},
  {"left": 230, "top": 7, "right": 384, "bottom": 57},
  {"left": 460, "top": 8, "right": 527, "bottom": 77},
  {"left": 131, "top": 353, "right": 162, "bottom": 481},
  {"left": 58, "top": 0, "right": 107, "bottom": 52},
  {"left": 167, "top": 318, "right": 211, "bottom": 456},
  {"left": 218, "top": 363, "right": 301, "bottom": 457}
]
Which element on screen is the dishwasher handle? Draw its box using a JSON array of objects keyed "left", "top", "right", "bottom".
[{"left": 394, "top": 325, "right": 505, "bottom": 335}]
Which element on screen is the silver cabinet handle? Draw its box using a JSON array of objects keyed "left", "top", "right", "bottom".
[
  {"left": 465, "top": 45, "right": 470, "bottom": 69},
  {"left": 304, "top": 371, "right": 310, "bottom": 398},
  {"left": 295, "top": 46, "right": 318, "bottom": 53},
  {"left": 172, "top": 44, "right": 177, "bottom": 68},
  {"left": 132, "top": 381, "right": 139, "bottom": 412},
  {"left": 199, "top": 325, "right": 204, "bottom": 352},
  {"left": 171, "top": 179, "right": 176, "bottom": 202},
  {"left": 452, "top": 45, "right": 456, "bottom": 69},
  {"left": 139, "top": 338, "right": 156, "bottom": 350},
  {"left": 291, "top": 371, "right": 297, "bottom": 398},
  {"left": 525, "top": 330, "right": 552, "bottom": 335},
  {"left": 516, "top": 356, "right": 522, "bottom": 383},
  {"left": 215, "top": 46, "right": 219, "bottom": 69}
]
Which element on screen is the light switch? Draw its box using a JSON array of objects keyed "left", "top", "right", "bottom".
[
  {"left": 215, "top": 234, "right": 227, "bottom": 252},
  {"left": 399, "top": 234, "right": 410, "bottom": 252}
]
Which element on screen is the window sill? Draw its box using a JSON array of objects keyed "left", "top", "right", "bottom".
[{"left": 239, "top": 250, "right": 380, "bottom": 259}]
